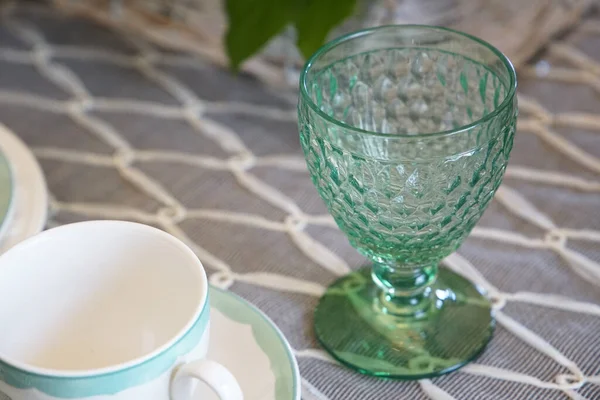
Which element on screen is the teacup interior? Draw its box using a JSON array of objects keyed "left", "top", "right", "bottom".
[{"left": 0, "top": 222, "right": 204, "bottom": 372}]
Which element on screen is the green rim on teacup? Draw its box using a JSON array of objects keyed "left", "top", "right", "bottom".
[{"left": 0, "top": 297, "right": 210, "bottom": 398}]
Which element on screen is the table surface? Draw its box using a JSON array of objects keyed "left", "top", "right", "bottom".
[{"left": 0, "top": 3, "right": 599, "bottom": 399}]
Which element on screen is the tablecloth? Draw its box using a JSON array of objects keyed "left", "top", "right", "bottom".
[{"left": 0, "top": 2, "right": 599, "bottom": 399}]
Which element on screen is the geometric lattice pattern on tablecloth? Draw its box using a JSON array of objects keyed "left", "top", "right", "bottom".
[{"left": 0, "top": 3, "right": 599, "bottom": 399}]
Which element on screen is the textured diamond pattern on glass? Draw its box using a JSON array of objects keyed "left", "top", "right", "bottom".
[
  {"left": 299, "top": 26, "right": 517, "bottom": 379},
  {"left": 311, "top": 49, "right": 506, "bottom": 135}
]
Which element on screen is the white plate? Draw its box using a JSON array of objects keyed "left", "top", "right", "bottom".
[
  {"left": 0, "top": 123, "right": 48, "bottom": 253},
  {"left": 198, "top": 287, "right": 301, "bottom": 400}
]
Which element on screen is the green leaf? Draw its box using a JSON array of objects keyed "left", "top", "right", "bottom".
[
  {"left": 224, "top": 0, "right": 293, "bottom": 70},
  {"left": 293, "top": 0, "right": 357, "bottom": 60}
]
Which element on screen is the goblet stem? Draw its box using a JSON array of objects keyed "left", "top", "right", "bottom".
[{"left": 372, "top": 262, "right": 438, "bottom": 318}]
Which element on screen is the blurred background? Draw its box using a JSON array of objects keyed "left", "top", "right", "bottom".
[{"left": 51, "top": 0, "right": 593, "bottom": 85}]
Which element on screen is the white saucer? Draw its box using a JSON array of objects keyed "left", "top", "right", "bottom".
[
  {"left": 199, "top": 287, "right": 301, "bottom": 400},
  {"left": 0, "top": 123, "right": 48, "bottom": 253}
]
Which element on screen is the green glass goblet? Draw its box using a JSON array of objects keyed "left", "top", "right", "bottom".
[{"left": 298, "top": 25, "right": 517, "bottom": 379}]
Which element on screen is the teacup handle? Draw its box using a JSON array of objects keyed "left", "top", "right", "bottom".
[{"left": 170, "top": 359, "right": 243, "bottom": 400}]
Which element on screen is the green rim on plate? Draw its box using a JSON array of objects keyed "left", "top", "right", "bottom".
[
  {"left": 0, "top": 150, "right": 13, "bottom": 232},
  {"left": 210, "top": 287, "right": 300, "bottom": 400}
]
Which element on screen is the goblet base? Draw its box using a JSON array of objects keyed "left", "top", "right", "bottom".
[{"left": 314, "top": 266, "right": 494, "bottom": 379}]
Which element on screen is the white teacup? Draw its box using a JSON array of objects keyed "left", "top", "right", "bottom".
[{"left": 0, "top": 221, "right": 243, "bottom": 400}]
